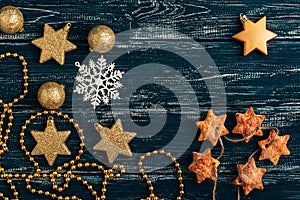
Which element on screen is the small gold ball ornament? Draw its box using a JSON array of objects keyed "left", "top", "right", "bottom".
[
  {"left": 0, "top": 6, "right": 24, "bottom": 34},
  {"left": 88, "top": 25, "right": 115, "bottom": 53},
  {"left": 37, "top": 82, "right": 65, "bottom": 110}
]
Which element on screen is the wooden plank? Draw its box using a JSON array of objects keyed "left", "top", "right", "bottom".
[
  {"left": 0, "top": 0, "right": 298, "bottom": 199},
  {"left": 0, "top": 0, "right": 299, "bottom": 41},
  {"left": 0, "top": 41, "right": 299, "bottom": 108}
]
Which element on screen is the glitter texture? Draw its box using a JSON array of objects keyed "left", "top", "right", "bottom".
[
  {"left": 0, "top": 6, "right": 24, "bottom": 34},
  {"left": 88, "top": 25, "right": 115, "bottom": 53},
  {"left": 31, "top": 23, "right": 77, "bottom": 65},
  {"left": 93, "top": 119, "right": 136, "bottom": 164},
  {"left": 31, "top": 116, "right": 71, "bottom": 166},
  {"left": 37, "top": 82, "right": 65, "bottom": 110}
]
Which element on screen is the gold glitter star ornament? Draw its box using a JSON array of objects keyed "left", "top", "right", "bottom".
[
  {"left": 31, "top": 116, "right": 71, "bottom": 166},
  {"left": 93, "top": 119, "right": 136, "bottom": 163},
  {"left": 32, "top": 23, "right": 77, "bottom": 65}
]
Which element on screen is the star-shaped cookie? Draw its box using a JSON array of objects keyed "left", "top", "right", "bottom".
[
  {"left": 188, "top": 149, "right": 220, "bottom": 184},
  {"left": 232, "top": 107, "right": 265, "bottom": 142},
  {"left": 232, "top": 15, "right": 277, "bottom": 56},
  {"left": 93, "top": 119, "right": 136, "bottom": 163},
  {"left": 258, "top": 130, "right": 290, "bottom": 165},
  {"left": 32, "top": 23, "right": 77, "bottom": 65},
  {"left": 233, "top": 158, "right": 266, "bottom": 195},
  {"left": 31, "top": 117, "right": 71, "bottom": 166},
  {"left": 196, "top": 110, "right": 229, "bottom": 146}
]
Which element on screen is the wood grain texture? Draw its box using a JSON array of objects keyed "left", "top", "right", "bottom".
[{"left": 0, "top": 0, "right": 299, "bottom": 199}]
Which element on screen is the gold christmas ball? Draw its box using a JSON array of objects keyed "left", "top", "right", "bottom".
[
  {"left": 0, "top": 6, "right": 24, "bottom": 34},
  {"left": 88, "top": 25, "right": 115, "bottom": 53},
  {"left": 37, "top": 82, "right": 65, "bottom": 110}
]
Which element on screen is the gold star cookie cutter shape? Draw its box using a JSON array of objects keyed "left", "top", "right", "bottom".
[
  {"left": 232, "top": 13, "right": 277, "bottom": 56},
  {"left": 93, "top": 119, "right": 136, "bottom": 164},
  {"left": 196, "top": 110, "right": 229, "bottom": 146},
  {"left": 233, "top": 157, "right": 266, "bottom": 195},
  {"left": 232, "top": 107, "right": 265, "bottom": 142},
  {"left": 32, "top": 23, "right": 77, "bottom": 65},
  {"left": 258, "top": 129, "right": 290, "bottom": 165},
  {"left": 188, "top": 149, "right": 220, "bottom": 184},
  {"left": 31, "top": 116, "right": 71, "bottom": 166}
]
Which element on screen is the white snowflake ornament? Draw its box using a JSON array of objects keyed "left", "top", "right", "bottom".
[{"left": 74, "top": 55, "right": 124, "bottom": 109}]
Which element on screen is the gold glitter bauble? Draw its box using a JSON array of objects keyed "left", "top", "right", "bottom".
[
  {"left": 37, "top": 82, "right": 65, "bottom": 110},
  {"left": 88, "top": 25, "right": 115, "bottom": 53},
  {"left": 0, "top": 6, "right": 24, "bottom": 34}
]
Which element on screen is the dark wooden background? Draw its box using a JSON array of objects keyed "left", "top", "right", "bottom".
[{"left": 0, "top": 0, "right": 299, "bottom": 199}]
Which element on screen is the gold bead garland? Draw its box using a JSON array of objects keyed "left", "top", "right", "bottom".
[
  {"left": 0, "top": 52, "right": 28, "bottom": 200},
  {"left": 20, "top": 110, "right": 84, "bottom": 198},
  {"left": 18, "top": 110, "right": 126, "bottom": 200},
  {"left": 138, "top": 150, "right": 184, "bottom": 200},
  {"left": 0, "top": 52, "right": 28, "bottom": 146},
  {"left": 0, "top": 103, "right": 185, "bottom": 200}
]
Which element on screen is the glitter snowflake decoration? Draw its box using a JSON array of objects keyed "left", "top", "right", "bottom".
[{"left": 74, "top": 55, "right": 124, "bottom": 109}]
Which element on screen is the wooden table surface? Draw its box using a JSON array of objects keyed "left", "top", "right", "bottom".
[{"left": 0, "top": 0, "right": 299, "bottom": 199}]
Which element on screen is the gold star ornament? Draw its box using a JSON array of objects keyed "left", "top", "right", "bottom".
[
  {"left": 93, "top": 119, "right": 136, "bottom": 163},
  {"left": 232, "top": 14, "right": 277, "bottom": 56},
  {"left": 31, "top": 116, "right": 71, "bottom": 166},
  {"left": 32, "top": 23, "right": 77, "bottom": 65}
]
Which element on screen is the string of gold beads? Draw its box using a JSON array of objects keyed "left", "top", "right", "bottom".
[
  {"left": 0, "top": 52, "right": 28, "bottom": 200},
  {"left": 18, "top": 110, "right": 125, "bottom": 199},
  {"left": 138, "top": 150, "right": 184, "bottom": 200},
  {"left": 0, "top": 52, "right": 28, "bottom": 151}
]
